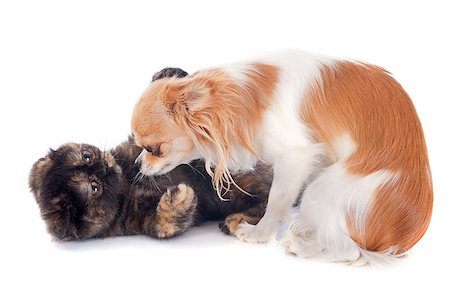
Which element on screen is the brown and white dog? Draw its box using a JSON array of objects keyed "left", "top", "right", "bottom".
[{"left": 131, "top": 50, "right": 432, "bottom": 264}]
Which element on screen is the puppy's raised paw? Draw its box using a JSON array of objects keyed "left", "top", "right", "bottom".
[
  {"left": 159, "top": 184, "right": 196, "bottom": 212},
  {"left": 154, "top": 184, "right": 198, "bottom": 238}
]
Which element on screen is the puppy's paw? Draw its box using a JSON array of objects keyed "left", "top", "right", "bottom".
[
  {"left": 219, "top": 213, "right": 260, "bottom": 235},
  {"left": 155, "top": 184, "right": 197, "bottom": 238},
  {"left": 159, "top": 184, "right": 196, "bottom": 212}
]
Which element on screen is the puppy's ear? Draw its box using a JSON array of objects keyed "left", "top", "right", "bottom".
[
  {"left": 29, "top": 153, "right": 53, "bottom": 197},
  {"left": 29, "top": 152, "right": 78, "bottom": 240},
  {"left": 152, "top": 67, "right": 189, "bottom": 82}
]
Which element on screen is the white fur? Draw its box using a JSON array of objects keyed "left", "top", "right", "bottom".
[
  {"left": 280, "top": 133, "right": 398, "bottom": 264},
  {"left": 223, "top": 63, "right": 254, "bottom": 83},
  {"left": 232, "top": 51, "right": 335, "bottom": 241},
  {"left": 235, "top": 143, "right": 324, "bottom": 242},
  {"left": 331, "top": 132, "right": 357, "bottom": 162},
  {"left": 281, "top": 162, "right": 395, "bottom": 261},
  {"left": 220, "top": 51, "right": 397, "bottom": 264},
  {"left": 140, "top": 50, "right": 399, "bottom": 264}
]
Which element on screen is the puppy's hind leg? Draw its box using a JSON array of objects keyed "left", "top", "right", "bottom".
[
  {"left": 235, "top": 144, "right": 323, "bottom": 243},
  {"left": 220, "top": 211, "right": 263, "bottom": 236}
]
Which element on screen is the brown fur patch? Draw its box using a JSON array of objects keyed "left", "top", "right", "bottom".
[
  {"left": 102, "top": 151, "right": 116, "bottom": 168},
  {"left": 62, "top": 143, "right": 84, "bottom": 167},
  {"left": 131, "top": 79, "right": 197, "bottom": 170},
  {"left": 301, "top": 61, "right": 433, "bottom": 253},
  {"left": 131, "top": 64, "right": 279, "bottom": 193},
  {"left": 169, "top": 64, "right": 279, "bottom": 191},
  {"left": 69, "top": 172, "right": 88, "bottom": 183},
  {"left": 223, "top": 213, "right": 261, "bottom": 235},
  {"left": 154, "top": 184, "right": 197, "bottom": 238},
  {"left": 158, "top": 184, "right": 195, "bottom": 211}
]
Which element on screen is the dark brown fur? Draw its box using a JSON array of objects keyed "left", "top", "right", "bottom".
[
  {"left": 29, "top": 67, "right": 272, "bottom": 241},
  {"left": 29, "top": 136, "right": 272, "bottom": 241}
]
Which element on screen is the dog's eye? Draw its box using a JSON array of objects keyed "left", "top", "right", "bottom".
[
  {"left": 144, "top": 145, "right": 161, "bottom": 157},
  {"left": 82, "top": 150, "right": 93, "bottom": 162}
]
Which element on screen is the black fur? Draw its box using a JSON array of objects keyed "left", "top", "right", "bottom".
[
  {"left": 29, "top": 138, "right": 272, "bottom": 240},
  {"left": 152, "top": 67, "right": 189, "bottom": 82},
  {"left": 28, "top": 67, "right": 272, "bottom": 241}
]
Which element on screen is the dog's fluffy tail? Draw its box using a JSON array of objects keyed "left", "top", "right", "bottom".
[{"left": 350, "top": 247, "right": 406, "bottom": 267}]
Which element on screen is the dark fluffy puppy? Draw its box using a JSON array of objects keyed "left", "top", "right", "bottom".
[
  {"left": 29, "top": 68, "right": 272, "bottom": 241},
  {"left": 29, "top": 138, "right": 272, "bottom": 240}
]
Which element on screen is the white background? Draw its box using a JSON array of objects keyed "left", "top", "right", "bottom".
[{"left": 1, "top": 0, "right": 449, "bottom": 283}]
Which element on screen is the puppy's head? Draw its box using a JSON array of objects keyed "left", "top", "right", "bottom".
[{"left": 29, "top": 143, "right": 122, "bottom": 240}]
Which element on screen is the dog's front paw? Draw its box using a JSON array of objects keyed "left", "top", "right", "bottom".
[{"left": 234, "top": 222, "right": 272, "bottom": 243}]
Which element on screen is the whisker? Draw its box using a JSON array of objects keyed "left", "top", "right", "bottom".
[
  {"left": 164, "top": 173, "right": 173, "bottom": 183},
  {"left": 150, "top": 175, "right": 162, "bottom": 192},
  {"left": 139, "top": 173, "right": 145, "bottom": 184},
  {"left": 132, "top": 171, "right": 143, "bottom": 185},
  {"left": 131, "top": 173, "right": 139, "bottom": 185},
  {"left": 186, "top": 163, "right": 207, "bottom": 180}
]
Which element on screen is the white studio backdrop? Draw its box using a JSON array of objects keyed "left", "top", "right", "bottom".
[{"left": 0, "top": 1, "right": 449, "bottom": 283}]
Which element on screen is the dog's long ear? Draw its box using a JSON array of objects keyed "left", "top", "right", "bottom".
[
  {"left": 163, "top": 77, "right": 211, "bottom": 118},
  {"left": 152, "top": 67, "right": 189, "bottom": 82}
]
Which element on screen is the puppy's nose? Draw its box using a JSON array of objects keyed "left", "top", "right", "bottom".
[{"left": 95, "top": 161, "right": 108, "bottom": 176}]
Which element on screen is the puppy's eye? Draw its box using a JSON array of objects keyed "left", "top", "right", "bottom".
[
  {"left": 90, "top": 183, "right": 99, "bottom": 192},
  {"left": 145, "top": 146, "right": 153, "bottom": 154},
  {"left": 82, "top": 150, "right": 92, "bottom": 162}
]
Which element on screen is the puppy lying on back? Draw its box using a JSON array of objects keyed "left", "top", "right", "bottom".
[
  {"left": 28, "top": 68, "right": 272, "bottom": 240},
  {"left": 29, "top": 136, "right": 271, "bottom": 240}
]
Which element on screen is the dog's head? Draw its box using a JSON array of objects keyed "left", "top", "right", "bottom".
[
  {"left": 131, "top": 65, "right": 271, "bottom": 191},
  {"left": 131, "top": 67, "right": 214, "bottom": 176},
  {"left": 131, "top": 75, "right": 202, "bottom": 176}
]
